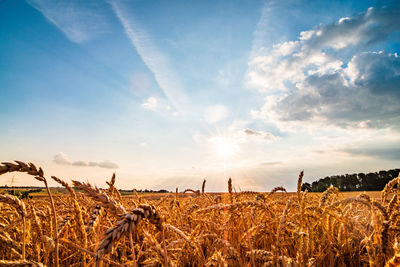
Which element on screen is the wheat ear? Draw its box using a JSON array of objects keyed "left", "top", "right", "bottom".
[
  {"left": 268, "top": 186, "right": 287, "bottom": 196},
  {"left": 106, "top": 172, "right": 116, "bottom": 195},
  {"left": 382, "top": 173, "right": 400, "bottom": 202},
  {"left": 0, "top": 193, "right": 26, "bottom": 260},
  {"left": 202, "top": 179, "right": 206, "bottom": 194},
  {"left": 85, "top": 204, "right": 102, "bottom": 233},
  {"left": 319, "top": 186, "right": 339, "bottom": 207},
  {"left": 51, "top": 176, "right": 76, "bottom": 198},
  {"left": 297, "top": 170, "right": 304, "bottom": 202},
  {"left": 0, "top": 161, "right": 59, "bottom": 267},
  {"left": 106, "top": 173, "right": 123, "bottom": 203},
  {"left": 72, "top": 180, "right": 126, "bottom": 215},
  {"left": 96, "top": 204, "right": 162, "bottom": 259},
  {"left": 183, "top": 189, "right": 200, "bottom": 196}
]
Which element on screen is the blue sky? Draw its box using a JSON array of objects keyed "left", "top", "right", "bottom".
[{"left": 1, "top": 0, "right": 399, "bottom": 191}]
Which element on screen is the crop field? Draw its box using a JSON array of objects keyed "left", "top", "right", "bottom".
[{"left": 1, "top": 161, "right": 400, "bottom": 266}]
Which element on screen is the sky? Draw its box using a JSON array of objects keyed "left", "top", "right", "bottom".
[{"left": 0, "top": 0, "right": 399, "bottom": 191}]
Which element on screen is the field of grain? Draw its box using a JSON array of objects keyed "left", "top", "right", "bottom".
[{"left": 1, "top": 161, "right": 400, "bottom": 266}]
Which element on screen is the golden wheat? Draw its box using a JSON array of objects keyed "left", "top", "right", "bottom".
[{"left": 1, "top": 163, "right": 400, "bottom": 266}]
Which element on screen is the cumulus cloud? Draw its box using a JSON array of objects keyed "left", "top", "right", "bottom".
[
  {"left": 72, "top": 160, "right": 88, "bottom": 167},
  {"left": 248, "top": 3, "right": 400, "bottom": 130},
  {"left": 53, "top": 152, "right": 71, "bottom": 165},
  {"left": 53, "top": 153, "right": 118, "bottom": 169},
  {"left": 98, "top": 160, "right": 119, "bottom": 169}
]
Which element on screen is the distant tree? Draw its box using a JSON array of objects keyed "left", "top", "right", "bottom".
[
  {"left": 301, "top": 182, "right": 311, "bottom": 192},
  {"left": 347, "top": 174, "right": 359, "bottom": 191},
  {"left": 157, "top": 189, "right": 168, "bottom": 193},
  {"left": 303, "top": 168, "right": 399, "bottom": 192},
  {"left": 311, "top": 181, "right": 318, "bottom": 191},
  {"left": 357, "top": 173, "right": 366, "bottom": 190},
  {"left": 316, "top": 177, "right": 331, "bottom": 192}
]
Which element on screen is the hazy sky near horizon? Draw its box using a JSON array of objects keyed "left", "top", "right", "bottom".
[{"left": 1, "top": 0, "right": 399, "bottom": 191}]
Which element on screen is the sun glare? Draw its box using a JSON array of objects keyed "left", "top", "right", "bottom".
[{"left": 211, "top": 137, "right": 238, "bottom": 158}]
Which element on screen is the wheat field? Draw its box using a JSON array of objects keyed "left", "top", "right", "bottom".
[{"left": 1, "top": 161, "right": 400, "bottom": 266}]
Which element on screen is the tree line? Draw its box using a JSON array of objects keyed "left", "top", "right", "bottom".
[{"left": 302, "top": 168, "right": 400, "bottom": 192}]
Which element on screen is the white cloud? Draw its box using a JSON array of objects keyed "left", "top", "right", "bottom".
[
  {"left": 53, "top": 153, "right": 118, "bottom": 169},
  {"left": 72, "top": 160, "right": 88, "bottom": 167},
  {"left": 243, "top": 128, "right": 280, "bottom": 141},
  {"left": 53, "top": 152, "right": 71, "bottom": 165},
  {"left": 247, "top": 3, "right": 400, "bottom": 130},
  {"left": 111, "top": 0, "right": 189, "bottom": 112},
  {"left": 27, "top": 0, "right": 109, "bottom": 43},
  {"left": 141, "top": 97, "right": 158, "bottom": 110},
  {"left": 252, "top": 51, "right": 400, "bottom": 130},
  {"left": 204, "top": 105, "right": 229, "bottom": 124},
  {"left": 98, "top": 160, "right": 119, "bottom": 169},
  {"left": 141, "top": 96, "right": 173, "bottom": 112}
]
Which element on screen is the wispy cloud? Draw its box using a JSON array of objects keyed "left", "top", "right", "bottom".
[
  {"left": 53, "top": 153, "right": 119, "bottom": 169},
  {"left": 27, "top": 0, "right": 110, "bottom": 43},
  {"left": 111, "top": 0, "right": 189, "bottom": 112},
  {"left": 250, "top": 2, "right": 272, "bottom": 58},
  {"left": 204, "top": 105, "right": 229, "bottom": 124},
  {"left": 340, "top": 147, "right": 400, "bottom": 160},
  {"left": 260, "top": 161, "right": 282, "bottom": 166}
]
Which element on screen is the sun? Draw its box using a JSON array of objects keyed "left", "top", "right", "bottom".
[
  {"left": 216, "top": 141, "right": 235, "bottom": 157},
  {"left": 210, "top": 136, "right": 238, "bottom": 158}
]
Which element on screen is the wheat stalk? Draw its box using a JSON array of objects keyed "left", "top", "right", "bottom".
[
  {"left": 59, "top": 239, "right": 125, "bottom": 267},
  {"left": 0, "top": 260, "right": 44, "bottom": 267},
  {"left": 0, "top": 232, "right": 21, "bottom": 252},
  {"left": 276, "top": 197, "right": 294, "bottom": 260},
  {"left": 195, "top": 201, "right": 267, "bottom": 213}
]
